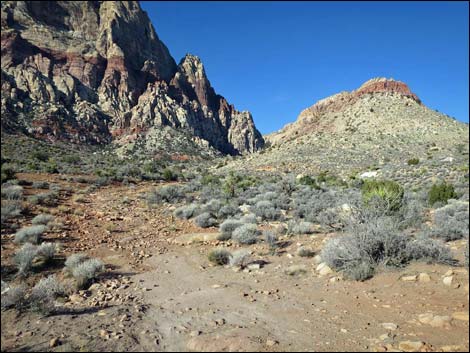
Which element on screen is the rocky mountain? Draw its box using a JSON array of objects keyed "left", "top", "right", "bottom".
[
  {"left": 226, "top": 77, "right": 469, "bottom": 187},
  {"left": 1, "top": 1, "right": 264, "bottom": 156}
]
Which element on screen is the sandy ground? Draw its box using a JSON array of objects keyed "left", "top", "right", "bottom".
[{"left": 1, "top": 174, "right": 468, "bottom": 352}]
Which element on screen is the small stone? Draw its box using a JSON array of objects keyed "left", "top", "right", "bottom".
[
  {"left": 441, "top": 345, "right": 463, "bottom": 352},
  {"left": 444, "top": 269, "right": 454, "bottom": 276},
  {"left": 402, "top": 275, "right": 417, "bottom": 282},
  {"left": 418, "top": 273, "right": 431, "bottom": 282},
  {"left": 398, "top": 340, "right": 425, "bottom": 352},
  {"left": 49, "top": 338, "right": 60, "bottom": 348},
  {"left": 443, "top": 276, "right": 453, "bottom": 286},
  {"left": 266, "top": 339, "right": 278, "bottom": 346},
  {"left": 429, "top": 315, "right": 452, "bottom": 328},
  {"left": 190, "top": 330, "right": 201, "bottom": 337},
  {"left": 418, "top": 313, "right": 434, "bottom": 325},
  {"left": 247, "top": 263, "right": 261, "bottom": 270},
  {"left": 381, "top": 323, "right": 398, "bottom": 331},
  {"left": 452, "top": 312, "right": 469, "bottom": 321},
  {"left": 316, "top": 263, "right": 333, "bottom": 276}
]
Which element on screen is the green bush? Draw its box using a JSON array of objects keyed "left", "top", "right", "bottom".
[
  {"left": 31, "top": 150, "right": 49, "bottom": 162},
  {"left": 407, "top": 158, "right": 420, "bottom": 165},
  {"left": 163, "top": 168, "right": 177, "bottom": 181},
  {"left": 428, "top": 182, "right": 457, "bottom": 206},
  {"left": 297, "top": 175, "right": 320, "bottom": 189},
  {"left": 362, "top": 179, "right": 404, "bottom": 212},
  {"left": 1, "top": 163, "right": 16, "bottom": 183}
]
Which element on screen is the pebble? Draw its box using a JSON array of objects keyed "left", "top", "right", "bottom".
[
  {"left": 381, "top": 323, "right": 398, "bottom": 331},
  {"left": 398, "top": 340, "right": 425, "bottom": 352},
  {"left": 49, "top": 337, "right": 60, "bottom": 348},
  {"left": 443, "top": 276, "right": 453, "bottom": 286},
  {"left": 418, "top": 273, "right": 431, "bottom": 282},
  {"left": 401, "top": 275, "right": 417, "bottom": 282},
  {"left": 452, "top": 312, "right": 469, "bottom": 321}
]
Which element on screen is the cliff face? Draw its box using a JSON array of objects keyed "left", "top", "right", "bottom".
[{"left": 1, "top": 1, "right": 264, "bottom": 155}]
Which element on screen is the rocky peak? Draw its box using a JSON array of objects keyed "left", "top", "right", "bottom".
[
  {"left": 1, "top": 1, "right": 264, "bottom": 155},
  {"left": 356, "top": 77, "right": 421, "bottom": 103}
]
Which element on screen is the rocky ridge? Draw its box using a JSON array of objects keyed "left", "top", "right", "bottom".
[
  {"left": 225, "top": 78, "right": 469, "bottom": 186},
  {"left": 1, "top": 1, "right": 264, "bottom": 156}
]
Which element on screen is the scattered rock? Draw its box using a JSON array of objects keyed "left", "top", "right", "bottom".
[
  {"left": 452, "top": 312, "right": 469, "bottom": 321},
  {"left": 443, "top": 276, "right": 453, "bottom": 286},
  {"left": 402, "top": 275, "right": 417, "bottom": 282},
  {"left": 418, "top": 273, "right": 431, "bottom": 282},
  {"left": 381, "top": 323, "right": 398, "bottom": 331},
  {"left": 398, "top": 340, "right": 425, "bottom": 352}
]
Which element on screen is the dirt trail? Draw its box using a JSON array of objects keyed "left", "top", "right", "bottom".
[{"left": 1, "top": 175, "right": 469, "bottom": 352}]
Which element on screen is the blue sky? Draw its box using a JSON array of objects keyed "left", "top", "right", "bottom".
[{"left": 141, "top": 1, "right": 469, "bottom": 134}]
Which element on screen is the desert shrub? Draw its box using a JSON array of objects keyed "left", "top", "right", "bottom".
[
  {"left": 219, "top": 219, "right": 244, "bottom": 240},
  {"left": 218, "top": 204, "right": 240, "bottom": 219},
  {"left": 405, "top": 235, "right": 456, "bottom": 265},
  {"left": 252, "top": 200, "right": 282, "bottom": 221},
  {"left": 30, "top": 275, "right": 64, "bottom": 315},
  {"left": 14, "top": 225, "right": 47, "bottom": 244},
  {"left": 263, "top": 230, "right": 278, "bottom": 250},
  {"left": 297, "top": 175, "right": 320, "bottom": 189},
  {"left": 1, "top": 285, "right": 27, "bottom": 311},
  {"left": 1, "top": 202, "right": 22, "bottom": 225},
  {"left": 362, "top": 179, "right": 404, "bottom": 212},
  {"left": 64, "top": 253, "right": 89, "bottom": 275},
  {"left": 174, "top": 204, "right": 200, "bottom": 220},
  {"left": 232, "top": 224, "right": 259, "bottom": 244},
  {"left": 147, "top": 185, "right": 184, "bottom": 205},
  {"left": 1, "top": 163, "right": 16, "bottom": 183},
  {"left": 239, "top": 213, "right": 257, "bottom": 224},
  {"left": 229, "top": 249, "right": 251, "bottom": 268},
  {"left": 1, "top": 184, "right": 23, "bottom": 200},
  {"left": 72, "top": 258, "right": 104, "bottom": 289},
  {"left": 31, "top": 150, "right": 49, "bottom": 162},
  {"left": 37, "top": 243, "right": 56, "bottom": 263},
  {"left": 14, "top": 243, "right": 38, "bottom": 275},
  {"left": 287, "top": 220, "right": 314, "bottom": 235},
  {"left": 208, "top": 249, "right": 231, "bottom": 265},
  {"left": 297, "top": 247, "right": 315, "bottom": 257},
  {"left": 428, "top": 182, "right": 457, "bottom": 206},
  {"left": 431, "top": 200, "right": 469, "bottom": 241},
  {"left": 398, "top": 194, "right": 425, "bottom": 230},
  {"left": 201, "top": 199, "right": 222, "bottom": 213},
  {"left": 285, "top": 265, "right": 307, "bottom": 276},
  {"left": 407, "top": 158, "right": 420, "bottom": 165},
  {"left": 194, "top": 212, "right": 217, "bottom": 228},
  {"left": 27, "top": 191, "right": 59, "bottom": 206},
  {"left": 32, "top": 214, "right": 54, "bottom": 225},
  {"left": 162, "top": 168, "right": 177, "bottom": 181},
  {"left": 321, "top": 217, "right": 409, "bottom": 281},
  {"left": 32, "top": 181, "right": 50, "bottom": 189}
]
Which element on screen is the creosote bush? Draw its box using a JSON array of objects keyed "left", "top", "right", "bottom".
[
  {"left": 428, "top": 182, "right": 457, "bottom": 206},
  {"left": 208, "top": 249, "right": 231, "bottom": 265}
]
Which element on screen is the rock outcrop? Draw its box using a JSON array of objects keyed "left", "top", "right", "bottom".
[{"left": 1, "top": 1, "right": 264, "bottom": 155}]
